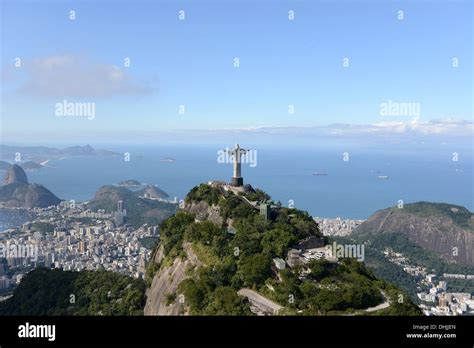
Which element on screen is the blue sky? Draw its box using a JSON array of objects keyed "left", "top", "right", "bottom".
[{"left": 0, "top": 0, "right": 472, "bottom": 143}]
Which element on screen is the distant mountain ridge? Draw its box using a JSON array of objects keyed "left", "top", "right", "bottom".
[
  {"left": 353, "top": 202, "right": 474, "bottom": 266},
  {"left": 87, "top": 185, "right": 176, "bottom": 228},
  {"left": 0, "top": 165, "right": 61, "bottom": 208},
  {"left": 0, "top": 160, "right": 45, "bottom": 173},
  {"left": 135, "top": 184, "right": 169, "bottom": 199},
  {"left": 60, "top": 144, "right": 96, "bottom": 156},
  {"left": 0, "top": 144, "right": 120, "bottom": 162},
  {"left": 18, "top": 161, "right": 44, "bottom": 171}
]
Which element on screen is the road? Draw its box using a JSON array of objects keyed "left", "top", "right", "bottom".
[
  {"left": 238, "top": 288, "right": 283, "bottom": 315},
  {"left": 365, "top": 291, "right": 390, "bottom": 312}
]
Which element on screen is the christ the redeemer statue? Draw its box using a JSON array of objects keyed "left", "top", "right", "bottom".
[{"left": 226, "top": 144, "right": 248, "bottom": 187}]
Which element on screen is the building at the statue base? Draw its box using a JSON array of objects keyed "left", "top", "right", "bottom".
[{"left": 208, "top": 180, "right": 251, "bottom": 194}]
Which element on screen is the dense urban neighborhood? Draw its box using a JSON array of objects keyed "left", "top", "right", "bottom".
[
  {"left": 0, "top": 202, "right": 163, "bottom": 293},
  {"left": 382, "top": 248, "right": 474, "bottom": 316}
]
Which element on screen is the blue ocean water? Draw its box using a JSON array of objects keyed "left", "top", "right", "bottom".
[{"left": 21, "top": 143, "right": 473, "bottom": 220}]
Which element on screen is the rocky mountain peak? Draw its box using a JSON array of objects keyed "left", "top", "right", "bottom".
[{"left": 3, "top": 164, "right": 28, "bottom": 185}]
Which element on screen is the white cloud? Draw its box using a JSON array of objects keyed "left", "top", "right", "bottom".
[
  {"left": 14, "top": 55, "right": 153, "bottom": 98},
  {"left": 186, "top": 119, "right": 473, "bottom": 137},
  {"left": 368, "top": 118, "right": 473, "bottom": 136}
]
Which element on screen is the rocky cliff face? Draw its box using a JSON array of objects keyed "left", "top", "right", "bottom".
[
  {"left": 353, "top": 203, "right": 474, "bottom": 266},
  {"left": 183, "top": 201, "right": 224, "bottom": 226},
  {"left": 143, "top": 201, "right": 234, "bottom": 316},
  {"left": 144, "top": 243, "right": 201, "bottom": 315}
]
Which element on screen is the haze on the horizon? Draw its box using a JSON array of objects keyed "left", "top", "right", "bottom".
[{"left": 0, "top": 0, "right": 472, "bottom": 144}]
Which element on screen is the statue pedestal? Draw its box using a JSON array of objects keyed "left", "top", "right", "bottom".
[{"left": 231, "top": 177, "right": 243, "bottom": 187}]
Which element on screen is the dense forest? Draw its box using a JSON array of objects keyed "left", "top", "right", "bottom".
[{"left": 0, "top": 268, "right": 146, "bottom": 315}]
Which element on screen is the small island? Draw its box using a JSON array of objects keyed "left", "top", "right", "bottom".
[{"left": 117, "top": 179, "right": 142, "bottom": 187}]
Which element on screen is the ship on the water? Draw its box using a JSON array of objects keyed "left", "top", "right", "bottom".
[{"left": 377, "top": 175, "right": 389, "bottom": 179}]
